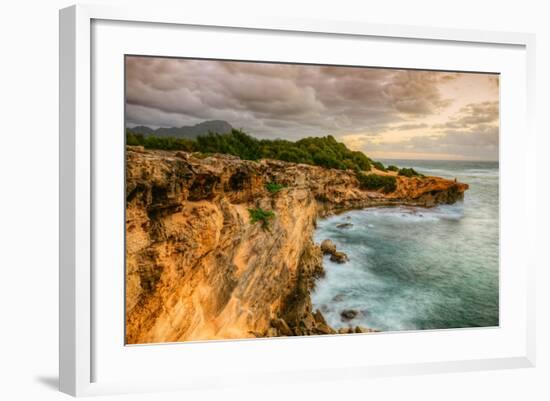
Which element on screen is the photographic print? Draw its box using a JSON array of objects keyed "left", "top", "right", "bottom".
[{"left": 124, "top": 56, "right": 499, "bottom": 344}]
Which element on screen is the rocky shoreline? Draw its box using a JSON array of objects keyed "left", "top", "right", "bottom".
[{"left": 125, "top": 146, "right": 468, "bottom": 343}]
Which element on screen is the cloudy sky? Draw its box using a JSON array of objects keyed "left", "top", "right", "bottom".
[{"left": 126, "top": 56, "right": 499, "bottom": 161}]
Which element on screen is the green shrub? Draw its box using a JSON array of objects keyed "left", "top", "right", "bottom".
[
  {"left": 265, "top": 182, "right": 284, "bottom": 194},
  {"left": 126, "top": 131, "right": 145, "bottom": 146},
  {"left": 387, "top": 165, "right": 399, "bottom": 172},
  {"left": 371, "top": 161, "right": 387, "bottom": 172},
  {"left": 356, "top": 173, "right": 397, "bottom": 193},
  {"left": 398, "top": 167, "right": 422, "bottom": 177},
  {"left": 126, "top": 130, "right": 195, "bottom": 151},
  {"left": 193, "top": 152, "right": 213, "bottom": 159},
  {"left": 196, "top": 129, "right": 262, "bottom": 160},
  {"left": 248, "top": 207, "right": 276, "bottom": 230}
]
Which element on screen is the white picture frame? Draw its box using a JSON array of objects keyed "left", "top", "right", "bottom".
[{"left": 59, "top": 3, "right": 536, "bottom": 397}]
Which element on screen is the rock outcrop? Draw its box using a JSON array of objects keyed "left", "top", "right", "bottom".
[
  {"left": 125, "top": 147, "right": 468, "bottom": 344},
  {"left": 320, "top": 239, "right": 349, "bottom": 264},
  {"left": 320, "top": 239, "right": 337, "bottom": 255},
  {"left": 330, "top": 251, "right": 349, "bottom": 264}
]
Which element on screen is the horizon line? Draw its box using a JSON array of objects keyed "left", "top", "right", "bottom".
[{"left": 378, "top": 157, "right": 499, "bottom": 162}]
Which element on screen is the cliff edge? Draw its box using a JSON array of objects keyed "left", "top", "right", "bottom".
[{"left": 125, "top": 147, "right": 468, "bottom": 344}]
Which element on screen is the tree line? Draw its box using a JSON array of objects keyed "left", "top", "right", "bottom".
[{"left": 127, "top": 128, "right": 374, "bottom": 172}]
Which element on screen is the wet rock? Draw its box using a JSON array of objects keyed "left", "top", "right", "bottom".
[
  {"left": 292, "top": 327, "right": 305, "bottom": 336},
  {"left": 332, "top": 294, "right": 344, "bottom": 302},
  {"left": 270, "top": 318, "right": 293, "bottom": 336},
  {"left": 337, "top": 327, "right": 355, "bottom": 334},
  {"left": 302, "top": 314, "right": 316, "bottom": 331},
  {"left": 315, "top": 323, "right": 336, "bottom": 335},
  {"left": 312, "top": 261, "right": 326, "bottom": 280},
  {"left": 330, "top": 251, "right": 349, "bottom": 264},
  {"left": 320, "top": 240, "right": 348, "bottom": 263},
  {"left": 336, "top": 223, "right": 353, "bottom": 229},
  {"left": 355, "top": 326, "right": 376, "bottom": 333},
  {"left": 313, "top": 309, "right": 328, "bottom": 326},
  {"left": 340, "top": 310, "right": 358, "bottom": 321},
  {"left": 320, "top": 239, "right": 336, "bottom": 255}
]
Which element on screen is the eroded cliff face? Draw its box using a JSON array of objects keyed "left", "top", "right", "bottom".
[{"left": 125, "top": 147, "right": 468, "bottom": 344}]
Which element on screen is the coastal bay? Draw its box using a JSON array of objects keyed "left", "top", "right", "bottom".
[
  {"left": 124, "top": 148, "right": 469, "bottom": 343},
  {"left": 312, "top": 160, "right": 499, "bottom": 332}
]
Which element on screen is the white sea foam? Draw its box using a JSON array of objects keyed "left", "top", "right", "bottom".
[{"left": 311, "top": 162, "right": 499, "bottom": 332}]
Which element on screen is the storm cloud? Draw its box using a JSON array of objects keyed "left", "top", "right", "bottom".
[{"left": 125, "top": 56, "right": 499, "bottom": 160}]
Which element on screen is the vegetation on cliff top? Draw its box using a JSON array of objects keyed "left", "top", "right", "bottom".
[
  {"left": 398, "top": 167, "right": 423, "bottom": 178},
  {"left": 387, "top": 165, "right": 399, "bottom": 172},
  {"left": 371, "top": 161, "right": 387, "bottom": 172},
  {"left": 127, "top": 128, "right": 373, "bottom": 172},
  {"left": 356, "top": 172, "right": 397, "bottom": 193},
  {"left": 127, "top": 127, "right": 423, "bottom": 194}
]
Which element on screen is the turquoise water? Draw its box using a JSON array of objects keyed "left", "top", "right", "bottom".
[{"left": 311, "top": 160, "right": 499, "bottom": 332}]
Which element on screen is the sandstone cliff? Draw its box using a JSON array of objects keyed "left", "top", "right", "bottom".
[{"left": 125, "top": 147, "right": 468, "bottom": 344}]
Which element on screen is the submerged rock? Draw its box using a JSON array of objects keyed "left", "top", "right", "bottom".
[
  {"left": 332, "top": 294, "right": 344, "bottom": 302},
  {"left": 336, "top": 223, "right": 353, "bottom": 229},
  {"left": 340, "top": 309, "right": 358, "bottom": 321}
]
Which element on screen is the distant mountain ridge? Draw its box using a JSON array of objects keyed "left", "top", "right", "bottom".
[{"left": 129, "top": 120, "right": 233, "bottom": 139}]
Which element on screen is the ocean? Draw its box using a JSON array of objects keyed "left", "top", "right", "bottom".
[{"left": 311, "top": 160, "right": 499, "bottom": 332}]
